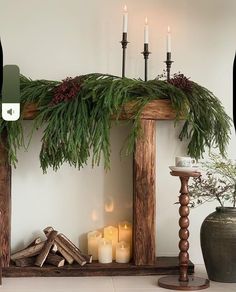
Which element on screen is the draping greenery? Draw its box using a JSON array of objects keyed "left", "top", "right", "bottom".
[{"left": 0, "top": 73, "right": 231, "bottom": 172}]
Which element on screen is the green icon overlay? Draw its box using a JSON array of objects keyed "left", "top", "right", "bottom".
[{"left": 2, "top": 65, "right": 20, "bottom": 103}]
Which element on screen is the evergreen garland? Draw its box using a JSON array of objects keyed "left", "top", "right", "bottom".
[{"left": 0, "top": 73, "right": 231, "bottom": 172}]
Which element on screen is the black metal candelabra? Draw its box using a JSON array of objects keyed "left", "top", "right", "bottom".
[
  {"left": 120, "top": 32, "right": 129, "bottom": 78},
  {"left": 142, "top": 43, "right": 151, "bottom": 82},
  {"left": 165, "top": 52, "right": 174, "bottom": 81}
]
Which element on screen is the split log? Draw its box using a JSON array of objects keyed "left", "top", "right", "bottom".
[
  {"left": 45, "top": 253, "right": 65, "bottom": 267},
  {"left": 56, "top": 243, "right": 74, "bottom": 264},
  {"left": 81, "top": 253, "right": 92, "bottom": 264},
  {"left": 11, "top": 242, "right": 45, "bottom": 261},
  {"left": 51, "top": 244, "right": 58, "bottom": 254},
  {"left": 35, "top": 230, "right": 58, "bottom": 267},
  {"left": 43, "top": 227, "right": 74, "bottom": 264},
  {"left": 15, "top": 257, "right": 36, "bottom": 267},
  {"left": 57, "top": 233, "right": 87, "bottom": 266},
  {"left": 44, "top": 227, "right": 86, "bottom": 266},
  {"left": 26, "top": 237, "right": 42, "bottom": 248}
]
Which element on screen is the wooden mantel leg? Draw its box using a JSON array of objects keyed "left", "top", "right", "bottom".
[
  {"left": 133, "top": 119, "right": 156, "bottom": 265},
  {"left": 0, "top": 130, "right": 11, "bottom": 267}
]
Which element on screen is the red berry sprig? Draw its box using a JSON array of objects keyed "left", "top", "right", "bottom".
[
  {"left": 168, "top": 73, "right": 193, "bottom": 93},
  {"left": 52, "top": 76, "right": 83, "bottom": 105}
]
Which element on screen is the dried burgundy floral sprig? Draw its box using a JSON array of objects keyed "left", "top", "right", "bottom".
[
  {"left": 52, "top": 76, "right": 83, "bottom": 105},
  {"left": 168, "top": 73, "right": 193, "bottom": 93}
]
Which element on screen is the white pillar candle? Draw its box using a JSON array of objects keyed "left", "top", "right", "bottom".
[
  {"left": 87, "top": 230, "right": 102, "bottom": 261},
  {"left": 98, "top": 238, "right": 113, "bottom": 264},
  {"left": 116, "top": 241, "right": 130, "bottom": 263},
  {"left": 144, "top": 17, "right": 149, "bottom": 44},
  {"left": 123, "top": 5, "right": 128, "bottom": 33},
  {"left": 104, "top": 225, "right": 118, "bottom": 259},
  {"left": 167, "top": 25, "right": 171, "bottom": 52},
  {"left": 118, "top": 221, "right": 132, "bottom": 245}
]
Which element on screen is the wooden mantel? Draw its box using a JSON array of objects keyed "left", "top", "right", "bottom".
[
  {"left": 22, "top": 99, "right": 178, "bottom": 120},
  {"left": 0, "top": 99, "right": 190, "bottom": 277}
]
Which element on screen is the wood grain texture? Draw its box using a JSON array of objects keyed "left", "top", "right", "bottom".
[
  {"left": 11, "top": 242, "right": 45, "bottom": 261},
  {"left": 35, "top": 231, "right": 58, "bottom": 267},
  {"left": 45, "top": 253, "right": 65, "bottom": 267},
  {"left": 0, "top": 211, "right": 2, "bottom": 284},
  {"left": 2, "top": 257, "right": 194, "bottom": 277},
  {"left": 57, "top": 234, "right": 86, "bottom": 266},
  {"left": 43, "top": 227, "right": 74, "bottom": 264},
  {"left": 133, "top": 120, "right": 156, "bottom": 265},
  {"left": 22, "top": 100, "right": 180, "bottom": 120},
  {"left": 15, "top": 257, "right": 36, "bottom": 267},
  {"left": 0, "top": 130, "right": 11, "bottom": 267},
  {"left": 26, "top": 238, "right": 42, "bottom": 248},
  {"left": 44, "top": 227, "right": 86, "bottom": 266}
]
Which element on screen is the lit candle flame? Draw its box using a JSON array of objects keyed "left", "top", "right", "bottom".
[
  {"left": 124, "top": 224, "right": 128, "bottom": 229},
  {"left": 105, "top": 197, "right": 114, "bottom": 213},
  {"left": 145, "top": 17, "right": 148, "bottom": 25},
  {"left": 124, "top": 5, "right": 127, "bottom": 12},
  {"left": 168, "top": 25, "right": 171, "bottom": 33}
]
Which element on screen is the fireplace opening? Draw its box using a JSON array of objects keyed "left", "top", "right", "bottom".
[{"left": 12, "top": 121, "right": 133, "bottom": 255}]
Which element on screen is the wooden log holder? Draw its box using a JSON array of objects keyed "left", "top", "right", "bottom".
[
  {"left": 158, "top": 171, "right": 209, "bottom": 290},
  {"left": 0, "top": 100, "right": 195, "bottom": 278}
]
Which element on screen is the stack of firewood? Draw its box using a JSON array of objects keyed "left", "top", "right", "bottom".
[{"left": 11, "top": 227, "right": 92, "bottom": 268}]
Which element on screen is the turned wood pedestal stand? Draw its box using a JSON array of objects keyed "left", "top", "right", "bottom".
[{"left": 158, "top": 171, "right": 210, "bottom": 290}]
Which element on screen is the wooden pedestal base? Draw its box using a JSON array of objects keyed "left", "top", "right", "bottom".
[
  {"left": 158, "top": 275, "right": 210, "bottom": 291},
  {"left": 158, "top": 172, "right": 210, "bottom": 291},
  {"left": 2, "top": 257, "right": 194, "bottom": 278}
]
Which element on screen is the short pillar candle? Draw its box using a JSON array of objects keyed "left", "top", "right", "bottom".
[
  {"left": 98, "top": 238, "right": 113, "bottom": 264},
  {"left": 116, "top": 241, "right": 130, "bottom": 263},
  {"left": 87, "top": 230, "right": 102, "bottom": 261},
  {"left": 104, "top": 225, "right": 118, "bottom": 259}
]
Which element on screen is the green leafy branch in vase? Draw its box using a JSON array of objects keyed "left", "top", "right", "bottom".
[{"left": 189, "top": 155, "right": 236, "bottom": 208}]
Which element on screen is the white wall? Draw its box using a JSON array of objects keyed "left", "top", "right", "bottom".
[{"left": 0, "top": 0, "right": 235, "bottom": 264}]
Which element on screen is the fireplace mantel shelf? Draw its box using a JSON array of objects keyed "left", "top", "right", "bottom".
[{"left": 22, "top": 99, "right": 180, "bottom": 120}]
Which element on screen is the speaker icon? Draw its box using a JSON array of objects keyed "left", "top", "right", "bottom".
[
  {"left": 7, "top": 108, "right": 14, "bottom": 115},
  {"left": 2, "top": 103, "right": 20, "bottom": 121}
]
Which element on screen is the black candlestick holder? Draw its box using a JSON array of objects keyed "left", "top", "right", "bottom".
[
  {"left": 165, "top": 52, "right": 174, "bottom": 81},
  {"left": 142, "top": 43, "right": 151, "bottom": 82},
  {"left": 120, "top": 32, "right": 129, "bottom": 78}
]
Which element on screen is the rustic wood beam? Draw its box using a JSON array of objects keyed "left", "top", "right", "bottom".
[
  {"left": 0, "top": 130, "right": 11, "bottom": 267},
  {"left": 2, "top": 257, "right": 195, "bottom": 277},
  {"left": 133, "top": 119, "right": 156, "bottom": 265},
  {"left": 22, "top": 100, "right": 179, "bottom": 120}
]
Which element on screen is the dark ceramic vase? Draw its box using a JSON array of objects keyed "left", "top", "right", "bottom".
[{"left": 201, "top": 207, "right": 236, "bottom": 282}]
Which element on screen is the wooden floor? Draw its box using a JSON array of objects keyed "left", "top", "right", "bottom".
[{"left": 3, "top": 257, "right": 194, "bottom": 277}]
